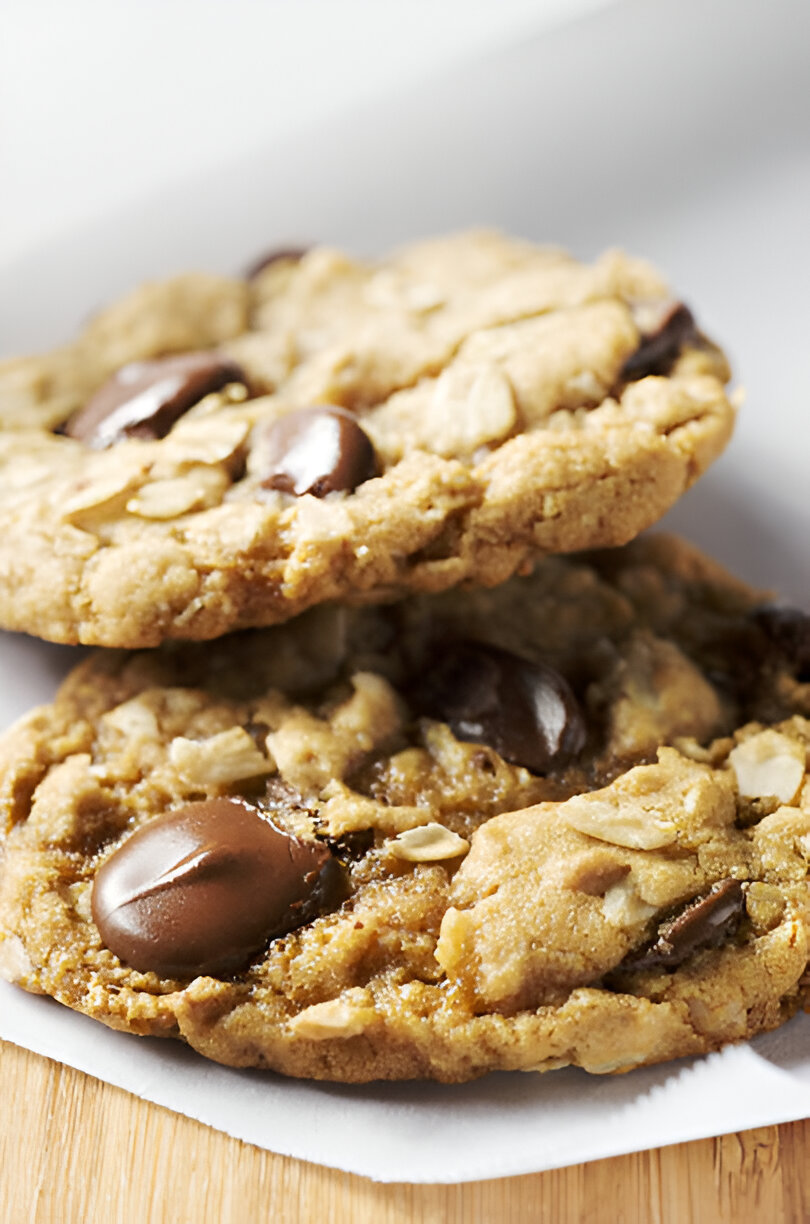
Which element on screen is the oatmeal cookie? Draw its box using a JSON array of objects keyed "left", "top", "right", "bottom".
[
  {"left": 0, "top": 232, "right": 733, "bottom": 646},
  {"left": 0, "top": 534, "right": 808, "bottom": 1082}
]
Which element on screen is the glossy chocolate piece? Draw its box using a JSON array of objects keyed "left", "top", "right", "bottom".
[
  {"left": 622, "top": 879, "right": 745, "bottom": 973},
  {"left": 91, "top": 798, "right": 343, "bottom": 978},
  {"left": 415, "top": 641, "right": 586, "bottom": 774},
  {"left": 622, "top": 301, "right": 698, "bottom": 381},
  {"left": 65, "top": 352, "right": 247, "bottom": 447},
  {"left": 245, "top": 246, "right": 309, "bottom": 280},
  {"left": 258, "top": 406, "right": 377, "bottom": 497}
]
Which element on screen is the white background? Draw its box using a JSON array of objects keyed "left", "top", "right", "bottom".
[{"left": 0, "top": 0, "right": 613, "bottom": 266}]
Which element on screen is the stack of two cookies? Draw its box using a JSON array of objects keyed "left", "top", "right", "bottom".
[{"left": 0, "top": 232, "right": 807, "bottom": 1082}]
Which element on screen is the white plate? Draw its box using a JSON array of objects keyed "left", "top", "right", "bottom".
[{"left": 1, "top": 0, "right": 809, "bottom": 1183}]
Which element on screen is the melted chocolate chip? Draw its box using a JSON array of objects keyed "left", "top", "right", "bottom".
[
  {"left": 751, "top": 605, "right": 810, "bottom": 682},
  {"left": 258, "top": 406, "right": 377, "bottom": 497},
  {"left": 91, "top": 798, "right": 344, "bottom": 978},
  {"left": 65, "top": 352, "right": 247, "bottom": 447},
  {"left": 622, "top": 301, "right": 698, "bottom": 381},
  {"left": 621, "top": 879, "right": 745, "bottom": 973},
  {"left": 245, "top": 246, "right": 309, "bottom": 280},
  {"left": 414, "top": 641, "right": 586, "bottom": 774}
]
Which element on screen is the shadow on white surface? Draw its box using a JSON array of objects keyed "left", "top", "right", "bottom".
[
  {"left": 661, "top": 463, "right": 810, "bottom": 605},
  {"left": 0, "top": 633, "right": 86, "bottom": 728},
  {"left": 747, "top": 1012, "right": 810, "bottom": 1082}
]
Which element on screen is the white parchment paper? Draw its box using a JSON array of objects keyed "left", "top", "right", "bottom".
[
  {"left": 0, "top": 0, "right": 808, "bottom": 1182},
  {"left": 1, "top": 979, "right": 808, "bottom": 1183}
]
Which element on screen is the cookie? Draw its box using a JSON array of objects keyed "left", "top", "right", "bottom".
[
  {"left": 1, "top": 534, "right": 808, "bottom": 1082},
  {"left": 0, "top": 231, "right": 734, "bottom": 647}
]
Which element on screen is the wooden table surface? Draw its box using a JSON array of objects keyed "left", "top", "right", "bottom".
[{"left": 0, "top": 1040, "right": 806, "bottom": 1223}]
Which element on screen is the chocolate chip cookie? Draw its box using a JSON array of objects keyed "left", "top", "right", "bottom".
[
  {"left": 0, "top": 231, "right": 734, "bottom": 647},
  {"left": 1, "top": 534, "right": 808, "bottom": 1082}
]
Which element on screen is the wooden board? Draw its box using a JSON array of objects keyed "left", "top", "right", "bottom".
[{"left": 0, "top": 1039, "right": 806, "bottom": 1223}]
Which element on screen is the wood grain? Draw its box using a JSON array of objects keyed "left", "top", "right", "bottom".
[{"left": 0, "top": 1039, "right": 805, "bottom": 1224}]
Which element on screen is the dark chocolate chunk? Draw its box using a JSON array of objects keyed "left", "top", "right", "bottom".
[
  {"left": 245, "top": 246, "right": 309, "bottom": 280},
  {"left": 621, "top": 879, "right": 745, "bottom": 973},
  {"left": 414, "top": 641, "right": 586, "bottom": 774},
  {"left": 622, "top": 301, "right": 698, "bottom": 381},
  {"left": 751, "top": 605, "right": 810, "bottom": 682},
  {"left": 91, "top": 798, "right": 344, "bottom": 978},
  {"left": 65, "top": 352, "right": 247, "bottom": 448},
  {"left": 258, "top": 406, "right": 377, "bottom": 497}
]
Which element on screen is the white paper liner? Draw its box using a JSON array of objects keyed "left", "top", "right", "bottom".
[
  {"left": 1, "top": 0, "right": 809, "bottom": 1182},
  {"left": 1, "top": 982, "right": 808, "bottom": 1183}
]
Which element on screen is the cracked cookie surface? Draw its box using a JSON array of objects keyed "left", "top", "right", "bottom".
[
  {"left": 0, "top": 231, "right": 734, "bottom": 646},
  {"left": 0, "top": 534, "right": 808, "bottom": 1082}
]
